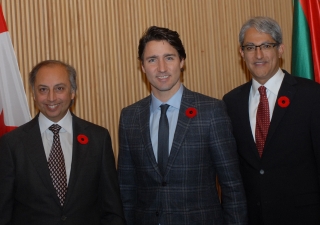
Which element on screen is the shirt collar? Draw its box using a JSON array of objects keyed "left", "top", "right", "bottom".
[
  {"left": 252, "top": 68, "right": 284, "bottom": 96},
  {"left": 150, "top": 84, "right": 184, "bottom": 113},
  {"left": 39, "top": 110, "right": 73, "bottom": 134}
]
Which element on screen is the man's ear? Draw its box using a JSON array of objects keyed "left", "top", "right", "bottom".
[
  {"left": 180, "top": 58, "right": 185, "bottom": 70},
  {"left": 32, "top": 89, "right": 36, "bottom": 100},
  {"left": 278, "top": 43, "right": 285, "bottom": 58},
  {"left": 239, "top": 47, "right": 245, "bottom": 60},
  {"left": 71, "top": 91, "right": 75, "bottom": 100},
  {"left": 141, "top": 62, "right": 146, "bottom": 73}
]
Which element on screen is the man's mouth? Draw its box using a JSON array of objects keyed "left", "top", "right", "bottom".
[
  {"left": 158, "top": 75, "right": 169, "bottom": 79},
  {"left": 47, "top": 104, "right": 59, "bottom": 109}
]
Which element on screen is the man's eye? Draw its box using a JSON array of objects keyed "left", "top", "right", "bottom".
[
  {"left": 39, "top": 88, "right": 47, "bottom": 92},
  {"left": 262, "top": 44, "right": 271, "bottom": 49},
  {"left": 56, "top": 87, "right": 64, "bottom": 91},
  {"left": 246, "top": 46, "right": 255, "bottom": 51},
  {"left": 148, "top": 58, "right": 155, "bottom": 63},
  {"left": 166, "top": 56, "right": 173, "bottom": 60}
]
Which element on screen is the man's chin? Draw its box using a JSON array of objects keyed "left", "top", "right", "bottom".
[{"left": 43, "top": 112, "right": 62, "bottom": 122}]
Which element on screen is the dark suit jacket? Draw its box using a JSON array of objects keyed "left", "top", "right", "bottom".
[
  {"left": 0, "top": 114, "right": 126, "bottom": 225},
  {"left": 118, "top": 87, "right": 247, "bottom": 225},
  {"left": 223, "top": 70, "right": 320, "bottom": 225}
]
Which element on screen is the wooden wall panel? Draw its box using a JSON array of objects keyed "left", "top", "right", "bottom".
[{"left": 0, "top": 0, "right": 293, "bottom": 158}]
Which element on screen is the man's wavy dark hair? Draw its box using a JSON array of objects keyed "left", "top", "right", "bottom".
[{"left": 138, "top": 26, "right": 186, "bottom": 62}]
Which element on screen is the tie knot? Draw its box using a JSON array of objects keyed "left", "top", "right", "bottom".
[
  {"left": 49, "top": 124, "right": 62, "bottom": 135},
  {"left": 160, "top": 104, "right": 170, "bottom": 115},
  {"left": 258, "top": 86, "right": 267, "bottom": 96}
]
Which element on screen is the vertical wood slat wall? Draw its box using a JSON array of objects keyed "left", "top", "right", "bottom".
[{"left": 1, "top": 0, "right": 293, "bottom": 158}]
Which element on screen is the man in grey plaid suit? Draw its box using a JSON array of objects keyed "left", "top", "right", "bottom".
[{"left": 118, "top": 26, "right": 247, "bottom": 225}]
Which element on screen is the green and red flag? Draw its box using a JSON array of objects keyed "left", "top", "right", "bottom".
[{"left": 292, "top": 0, "right": 320, "bottom": 82}]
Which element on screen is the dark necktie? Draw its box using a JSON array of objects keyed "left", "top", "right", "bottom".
[
  {"left": 48, "top": 124, "right": 67, "bottom": 206},
  {"left": 255, "top": 86, "right": 270, "bottom": 157},
  {"left": 158, "top": 104, "right": 170, "bottom": 176}
]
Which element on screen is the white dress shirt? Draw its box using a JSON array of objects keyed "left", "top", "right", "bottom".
[
  {"left": 39, "top": 110, "right": 73, "bottom": 184},
  {"left": 249, "top": 68, "right": 284, "bottom": 141}
]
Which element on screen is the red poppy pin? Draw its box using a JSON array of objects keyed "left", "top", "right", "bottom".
[
  {"left": 277, "top": 96, "right": 290, "bottom": 108},
  {"left": 77, "top": 134, "right": 89, "bottom": 144},
  {"left": 185, "top": 107, "right": 197, "bottom": 118}
]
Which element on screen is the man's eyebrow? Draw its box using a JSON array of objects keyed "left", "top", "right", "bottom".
[
  {"left": 36, "top": 84, "right": 48, "bottom": 88},
  {"left": 164, "top": 53, "right": 176, "bottom": 57},
  {"left": 145, "top": 53, "right": 177, "bottom": 59},
  {"left": 243, "top": 42, "right": 255, "bottom": 45},
  {"left": 243, "top": 42, "right": 271, "bottom": 45},
  {"left": 54, "top": 83, "right": 66, "bottom": 86},
  {"left": 145, "top": 55, "right": 158, "bottom": 60},
  {"left": 36, "top": 83, "right": 66, "bottom": 87}
]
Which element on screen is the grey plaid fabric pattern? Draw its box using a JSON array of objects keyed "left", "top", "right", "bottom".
[
  {"left": 118, "top": 87, "right": 247, "bottom": 224},
  {"left": 48, "top": 124, "right": 67, "bottom": 206}
]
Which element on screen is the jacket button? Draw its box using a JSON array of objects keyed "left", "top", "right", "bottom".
[
  {"left": 156, "top": 211, "right": 159, "bottom": 217},
  {"left": 162, "top": 182, "right": 167, "bottom": 186},
  {"left": 260, "top": 169, "right": 265, "bottom": 175},
  {"left": 61, "top": 216, "right": 67, "bottom": 221}
]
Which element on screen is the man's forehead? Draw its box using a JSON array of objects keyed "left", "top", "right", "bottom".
[
  {"left": 244, "top": 28, "right": 273, "bottom": 38},
  {"left": 35, "top": 70, "right": 70, "bottom": 86},
  {"left": 36, "top": 82, "right": 67, "bottom": 86},
  {"left": 144, "top": 41, "right": 177, "bottom": 53}
]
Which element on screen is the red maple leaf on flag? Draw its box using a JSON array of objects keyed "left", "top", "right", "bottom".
[{"left": 0, "top": 110, "right": 16, "bottom": 137}]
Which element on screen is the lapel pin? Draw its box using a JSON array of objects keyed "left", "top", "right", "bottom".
[
  {"left": 277, "top": 96, "right": 290, "bottom": 108},
  {"left": 77, "top": 134, "right": 89, "bottom": 144},
  {"left": 185, "top": 107, "right": 197, "bottom": 118}
]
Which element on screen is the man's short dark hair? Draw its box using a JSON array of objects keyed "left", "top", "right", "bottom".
[{"left": 138, "top": 26, "right": 186, "bottom": 62}]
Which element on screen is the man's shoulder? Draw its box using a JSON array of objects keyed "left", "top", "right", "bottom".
[
  {"left": 183, "top": 87, "right": 221, "bottom": 103},
  {"left": 223, "top": 82, "right": 250, "bottom": 101},
  {"left": 72, "top": 114, "right": 108, "bottom": 134},
  {"left": 291, "top": 75, "right": 320, "bottom": 89},
  {"left": 0, "top": 118, "right": 38, "bottom": 147},
  {"left": 181, "top": 88, "right": 228, "bottom": 114},
  {"left": 121, "top": 95, "right": 151, "bottom": 113},
  {"left": 1, "top": 117, "right": 37, "bottom": 137},
  {"left": 282, "top": 70, "right": 320, "bottom": 95}
]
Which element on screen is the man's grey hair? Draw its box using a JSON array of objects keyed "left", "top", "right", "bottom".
[
  {"left": 239, "top": 16, "right": 283, "bottom": 46},
  {"left": 29, "top": 60, "right": 77, "bottom": 93}
]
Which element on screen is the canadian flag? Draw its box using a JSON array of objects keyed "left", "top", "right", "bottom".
[{"left": 0, "top": 4, "right": 31, "bottom": 137}]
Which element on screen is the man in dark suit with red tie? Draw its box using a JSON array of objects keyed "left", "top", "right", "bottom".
[
  {"left": 0, "top": 60, "right": 126, "bottom": 224},
  {"left": 118, "top": 26, "right": 247, "bottom": 225},
  {"left": 223, "top": 16, "right": 320, "bottom": 225}
]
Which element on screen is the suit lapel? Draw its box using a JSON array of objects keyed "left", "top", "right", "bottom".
[
  {"left": 137, "top": 97, "right": 162, "bottom": 174},
  {"left": 64, "top": 115, "right": 91, "bottom": 205},
  {"left": 165, "top": 88, "right": 194, "bottom": 175},
  {"left": 23, "top": 116, "right": 61, "bottom": 206},
  {"left": 264, "top": 72, "right": 297, "bottom": 152},
  {"left": 237, "top": 82, "right": 261, "bottom": 159}
]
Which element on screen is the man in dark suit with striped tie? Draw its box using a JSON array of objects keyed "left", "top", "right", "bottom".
[
  {"left": 118, "top": 26, "right": 247, "bottom": 225},
  {"left": 0, "top": 60, "right": 126, "bottom": 224}
]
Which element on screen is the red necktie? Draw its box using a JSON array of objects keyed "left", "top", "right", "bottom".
[
  {"left": 255, "top": 86, "right": 270, "bottom": 157},
  {"left": 48, "top": 124, "right": 67, "bottom": 206}
]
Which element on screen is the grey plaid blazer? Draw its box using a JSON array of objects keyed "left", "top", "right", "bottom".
[{"left": 118, "top": 87, "right": 247, "bottom": 225}]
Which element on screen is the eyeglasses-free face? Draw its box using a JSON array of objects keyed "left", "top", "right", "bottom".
[
  {"left": 240, "top": 27, "right": 284, "bottom": 85},
  {"left": 141, "top": 40, "right": 185, "bottom": 102},
  {"left": 33, "top": 65, "right": 75, "bottom": 122}
]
